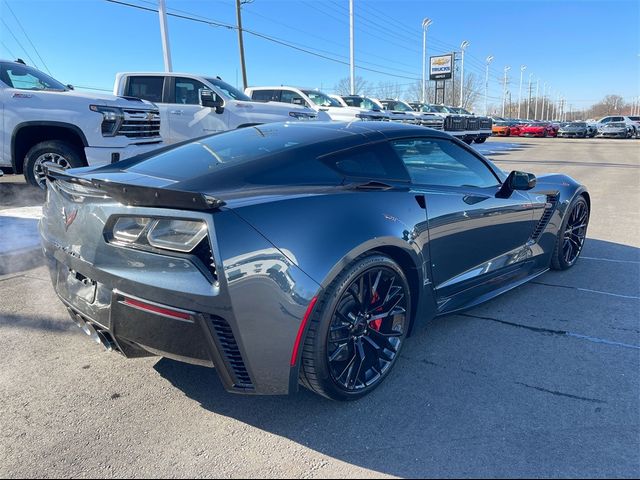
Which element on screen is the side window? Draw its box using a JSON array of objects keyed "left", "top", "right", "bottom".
[
  {"left": 281, "top": 90, "right": 308, "bottom": 107},
  {"left": 600, "top": 117, "right": 611, "bottom": 123},
  {"left": 250, "top": 89, "right": 279, "bottom": 102},
  {"left": 174, "top": 77, "right": 208, "bottom": 105},
  {"left": 390, "top": 138, "right": 499, "bottom": 188},
  {"left": 126, "top": 76, "right": 164, "bottom": 103},
  {"left": 612, "top": 116, "right": 624, "bottom": 122},
  {"left": 320, "top": 144, "right": 409, "bottom": 182}
]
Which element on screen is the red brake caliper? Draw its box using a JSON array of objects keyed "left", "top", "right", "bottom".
[{"left": 370, "top": 291, "right": 382, "bottom": 331}]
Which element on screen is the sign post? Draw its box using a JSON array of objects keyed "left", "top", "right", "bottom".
[{"left": 430, "top": 54, "right": 453, "bottom": 104}]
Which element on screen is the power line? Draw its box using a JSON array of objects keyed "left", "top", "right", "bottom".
[
  {"left": 0, "top": 40, "right": 17, "bottom": 59},
  {"left": 105, "top": 0, "right": 422, "bottom": 81},
  {"left": 0, "top": 18, "right": 40, "bottom": 68},
  {"left": 3, "top": 0, "right": 52, "bottom": 75}
]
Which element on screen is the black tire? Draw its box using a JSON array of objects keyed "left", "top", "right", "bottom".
[
  {"left": 300, "top": 253, "right": 411, "bottom": 401},
  {"left": 474, "top": 137, "right": 487, "bottom": 144},
  {"left": 551, "top": 195, "right": 590, "bottom": 270},
  {"left": 24, "top": 140, "right": 85, "bottom": 189}
]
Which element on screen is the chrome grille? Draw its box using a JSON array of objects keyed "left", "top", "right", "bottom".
[{"left": 117, "top": 110, "right": 161, "bottom": 139}]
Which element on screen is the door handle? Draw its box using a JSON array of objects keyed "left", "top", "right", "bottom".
[{"left": 169, "top": 110, "right": 184, "bottom": 115}]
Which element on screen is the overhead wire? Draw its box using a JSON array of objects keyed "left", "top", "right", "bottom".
[{"left": 3, "top": 0, "right": 52, "bottom": 75}]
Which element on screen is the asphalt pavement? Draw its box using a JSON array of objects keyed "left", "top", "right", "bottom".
[{"left": 0, "top": 137, "right": 638, "bottom": 478}]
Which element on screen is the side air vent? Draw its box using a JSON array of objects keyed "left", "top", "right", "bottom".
[
  {"left": 192, "top": 237, "right": 218, "bottom": 282},
  {"left": 210, "top": 316, "right": 253, "bottom": 389},
  {"left": 530, "top": 194, "right": 559, "bottom": 241}
]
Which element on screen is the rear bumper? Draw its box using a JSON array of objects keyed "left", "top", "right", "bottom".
[{"left": 39, "top": 201, "right": 320, "bottom": 396}]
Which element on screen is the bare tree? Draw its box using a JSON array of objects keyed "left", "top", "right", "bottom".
[
  {"left": 332, "top": 76, "right": 369, "bottom": 96},
  {"left": 372, "top": 81, "right": 404, "bottom": 100}
]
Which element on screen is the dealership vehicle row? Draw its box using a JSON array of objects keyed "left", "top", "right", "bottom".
[{"left": 0, "top": 58, "right": 637, "bottom": 189}]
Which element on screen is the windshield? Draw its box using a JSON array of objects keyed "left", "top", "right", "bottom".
[
  {"left": 205, "top": 77, "right": 251, "bottom": 101},
  {"left": 569, "top": 123, "right": 586, "bottom": 128},
  {"left": 302, "top": 90, "right": 342, "bottom": 107},
  {"left": 0, "top": 62, "right": 67, "bottom": 91},
  {"left": 384, "top": 101, "right": 412, "bottom": 112},
  {"left": 430, "top": 105, "right": 449, "bottom": 113}
]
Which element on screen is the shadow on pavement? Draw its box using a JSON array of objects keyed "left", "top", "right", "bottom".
[{"left": 152, "top": 238, "right": 639, "bottom": 478}]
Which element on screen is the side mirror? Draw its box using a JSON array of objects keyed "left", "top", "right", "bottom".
[
  {"left": 66, "top": 84, "right": 74, "bottom": 90},
  {"left": 497, "top": 170, "right": 536, "bottom": 197},
  {"left": 200, "top": 89, "right": 224, "bottom": 113}
]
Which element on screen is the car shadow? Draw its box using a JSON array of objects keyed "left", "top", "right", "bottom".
[{"left": 152, "top": 237, "right": 639, "bottom": 477}]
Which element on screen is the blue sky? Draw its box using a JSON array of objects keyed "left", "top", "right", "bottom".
[{"left": 1, "top": 0, "right": 638, "bottom": 110}]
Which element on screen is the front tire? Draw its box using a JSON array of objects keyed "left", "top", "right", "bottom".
[
  {"left": 474, "top": 137, "right": 487, "bottom": 144},
  {"left": 551, "top": 195, "right": 590, "bottom": 270},
  {"left": 300, "top": 254, "right": 411, "bottom": 401},
  {"left": 24, "top": 140, "right": 85, "bottom": 189}
]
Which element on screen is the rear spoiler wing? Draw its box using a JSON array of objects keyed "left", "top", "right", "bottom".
[{"left": 45, "top": 166, "right": 225, "bottom": 211}]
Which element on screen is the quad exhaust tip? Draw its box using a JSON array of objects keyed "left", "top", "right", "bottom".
[{"left": 69, "top": 310, "right": 115, "bottom": 352}]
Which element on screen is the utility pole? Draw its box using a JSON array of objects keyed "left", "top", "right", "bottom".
[
  {"left": 518, "top": 65, "right": 526, "bottom": 118},
  {"left": 541, "top": 82, "right": 547, "bottom": 120},
  {"left": 459, "top": 41, "right": 470, "bottom": 107},
  {"left": 484, "top": 55, "right": 494, "bottom": 116},
  {"left": 421, "top": 18, "right": 432, "bottom": 104},
  {"left": 158, "top": 0, "right": 172, "bottom": 72},
  {"left": 526, "top": 72, "right": 532, "bottom": 119},
  {"left": 235, "top": 0, "right": 248, "bottom": 90},
  {"left": 349, "top": 0, "right": 355, "bottom": 95},
  {"left": 501, "top": 66, "right": 510, "bottom": 117}
]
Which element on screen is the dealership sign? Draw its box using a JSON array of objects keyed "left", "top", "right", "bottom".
[{"left": 430, "top": 54, "right": 453, "bottom": 80}]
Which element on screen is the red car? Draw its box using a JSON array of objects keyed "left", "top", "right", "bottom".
[{"left": 519, "top": 122, "right": 558, "bottom": 137}]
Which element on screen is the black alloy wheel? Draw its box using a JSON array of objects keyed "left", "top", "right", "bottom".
[
  {"left": 300, "top": 254, "right": 410, "bottom": 400},
  {"left": 551, "top": 196, "right": 590, "bottom": 270}
]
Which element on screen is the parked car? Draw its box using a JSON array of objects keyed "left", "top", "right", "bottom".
[
  {"left": 370, "top": 98, "right": 416, "bottom": 124},
  {"left": 597, "top": 121, "right": 633, "bottom": 138},
  {"left": 379, "top": 99, "right": 444, "bottom": 130},
  {"left": 492, "top": 120, "right": 524, "bottom": 137},
  {"left": 519, "top": 122, "right": 558, "bottom": 137},
  {"left": 627, "top": 116, "right": 640, "bottom": 138},
  {"left": 40, "top": 121, "right": 590, "bottom": 400},
  {"left": 113, "top": 74, "right": 319, "bottom": 145},
  {"left": 557, "top": 122, "right": 596, "bottom": 138},
  {"left": 339, "top": 95, "right": 390, "bottom": 121},
  {"left": 0, "top": 60, "right": 162, "bottom": 188},
  {"left": 596, "top": 116, "right": 638, "bottom": 137},
  {"left": 409, "top": 103, "right": 479, "bottom": 144},
  {"left": 245, "top": 86, "right": 385, "bottom": 122}
]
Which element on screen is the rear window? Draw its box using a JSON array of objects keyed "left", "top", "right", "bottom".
[
  {"left": 320, "top": 143, "right": 409, "bottom": 182},
  {"left": 126, "top": 76, "right": 164, "bottom": 103}
]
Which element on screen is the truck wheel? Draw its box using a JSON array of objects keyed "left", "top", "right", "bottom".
[
  {"left": 24, "top": 141, "right": 85, "bottom": 189},
  {"left": 474, "top": 137, "right": 487, "bottom": 144}
]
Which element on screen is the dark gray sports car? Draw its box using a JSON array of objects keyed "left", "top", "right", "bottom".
[{"left": 40, "top": 122, "right": 590, "bottom": 400}]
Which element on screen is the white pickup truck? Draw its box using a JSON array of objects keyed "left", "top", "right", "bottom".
[
  {"left": 0, "top": 60, "right": 163, "bottom": 188},
  {"left": 245, "top": 86, "right": 386, "bottom": 122},
  {"left": 113, "top": 73, "right": 318, "bottom": 144}
]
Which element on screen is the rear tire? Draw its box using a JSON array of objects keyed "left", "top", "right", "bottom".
[
  {"left": 300, "top": 254, "right": 411, "bottom": 401},
  {"left": 551, "top": 196, "right": 590, "bottom": 270},
  {"left": 24, "top": 140, "right": 85, "bottom": 189}
]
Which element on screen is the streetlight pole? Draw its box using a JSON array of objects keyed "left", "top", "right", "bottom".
[
  {"left": 541, "top": 82, "right": 547, "bottom": 120},
  {"left": 421, "top": 18, "right": 432, "bottom": 104},
  {"left": 534, "top": 78, "right": 539, "bottom": 119},
  {"left": 501, "top": 65, "right": 510, "bottom": 117},
  {"left": 484, "top": 55, "right": 493, "bottom": 116},
  {"left": 517, "top": 65, "right": 526, "bottom": 118},
  {"left": 349, "top": 0, "right": 355, "bottom": 95},
  {"left": 526, "top": 72, "right": 533, "bottom": 119},
  {"left": 459, "top": 40, "right": 470, "bottom": 107}
]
